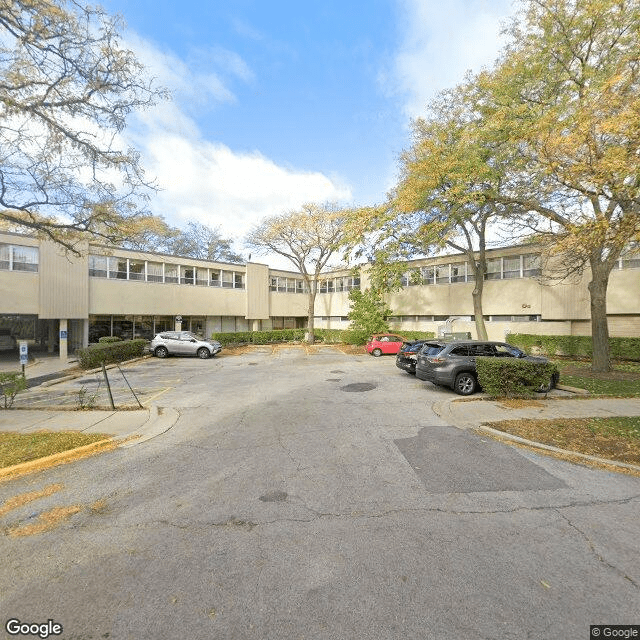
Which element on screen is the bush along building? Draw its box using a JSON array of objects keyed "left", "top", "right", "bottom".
[{"left": 0, "top": 231, "right": 639, "bottom": 360}]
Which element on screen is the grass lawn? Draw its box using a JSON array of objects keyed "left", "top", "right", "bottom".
[
  {"left": 0, "top": 431, "right": 112, "bottom": 469},
  {"left": 556, "top": 359, "right": 640, "bottom": 397},
  {"left": 487, "top": 416, "right": 640, "bottom": 466}
]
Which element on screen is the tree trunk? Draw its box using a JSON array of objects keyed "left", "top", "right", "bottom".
[
  {"left": 472, "top": 276, "right": 488, "bottom": 340},
  {"left": 306, "top": 290, "right": 317, "bottom": 344},
  {"left": 588, "top": 261, "right": 612, "bottom": 373}
]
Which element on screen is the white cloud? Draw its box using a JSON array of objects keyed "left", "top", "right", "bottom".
[
  {"left": 143, "top": 132, "right": 351, "bottom": 240},
  {"left": 121, "top": 34, "right": 352, "bottom": 267},
  {"left": 389, "top": 0, "right": 515, "bottom": 119}
]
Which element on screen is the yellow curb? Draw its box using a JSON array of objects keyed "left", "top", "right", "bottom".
[{"left": 0, "top": 438, "right": 116, "bottom": 483}]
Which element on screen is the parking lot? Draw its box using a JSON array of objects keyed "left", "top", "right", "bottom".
[{"left": 3, "top": 346, "right": 640, "bottom": 639}]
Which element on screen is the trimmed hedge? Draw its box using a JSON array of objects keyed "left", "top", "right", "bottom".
[
  {"left": 210, "top": 328, "right": 436, "bottom": 347},
  {"left": 77, "top": 339, "right": 148, "bottom": 369},
  {"left": 210, "top": 329, "right": 306, "bottom": 346},
  {"left": 476, "top": 357, "right": 559, "bottom": 398},
  {"left": 98, "top": 336, "right": 123, "bottom": 343},
  {"left": 507, "top": 334, "right": 640, "bottom": 362}
]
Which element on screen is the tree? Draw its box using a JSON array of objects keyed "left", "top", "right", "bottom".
[
  {"left": 346, "top": 287, "right": 391, "bottom": 345},
  {"left": 166, "top": 223, "right": 244, "bottom": 263},
  {"left": 364, "top": 82, "right": 516, "bottom": 341},
  {"left": 246, "top": 203, "right": 348, "bottom": 343},
  {"left": 481, "top": 0, "right": 640, "bottom": 371},
  {"left": 0, "top": 0, "right": 167, "bottom": 251}
]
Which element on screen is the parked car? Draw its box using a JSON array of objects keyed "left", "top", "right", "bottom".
[
  {"left": 0, "top": 329, "right": 16, "bottom": 352},
  {"left": 150, "top": 331, "right": 222, "bottom": 359},
  {"left": 395, "top": 340, "right": 430, "bottom": 374},
  {"left": 366, "top": 334, "right": 407, "bottom": 357},
  {"left": 415, "top": 340, "right": 558, "bottom": 396}
]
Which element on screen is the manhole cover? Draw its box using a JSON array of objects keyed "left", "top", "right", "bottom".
[
  {"left": 340, "top": 383, "right": 377, "bottom": 392},
  {"left": 259, "top": 491, "right": 288, "bottom": 502}
]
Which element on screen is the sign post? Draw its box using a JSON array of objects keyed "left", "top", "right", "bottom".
[{"left": 19, "top": 341, "right": 28, "bottom": 378}]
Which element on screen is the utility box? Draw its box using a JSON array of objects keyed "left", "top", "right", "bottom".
[{"left": 442, "top": 332, "right": 472, "bottom": 341}]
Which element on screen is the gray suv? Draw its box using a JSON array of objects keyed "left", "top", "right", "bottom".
[
  {"left": 415, "top": 340, "right": 556, "bottom": 395},
  {"left": 150, "top": 331, "right": 222, "bottom": 359}
]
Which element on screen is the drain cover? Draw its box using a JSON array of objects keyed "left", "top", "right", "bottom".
[
  {"left": 331, "top": 370, "right": 345, "bottom": 374},
  {"left": 259, "top": 491, "right": 288, "bottom": 502},
  {"left": 340, "top": 382, "right": 377, "bottom": 392},
  {"left": 326, "top": 378, "right": 341, "bottom": 382},
  {"left": 248, "top": 362, "right": 258, "bottom": 366}
]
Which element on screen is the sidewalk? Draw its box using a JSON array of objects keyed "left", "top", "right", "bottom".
[{"left": 433, "top": 395, "right": 640, "bottom": 429}]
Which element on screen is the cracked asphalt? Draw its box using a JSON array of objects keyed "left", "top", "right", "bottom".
[{"left": 1, "top": 346, "right": 639, "bottom": 639}]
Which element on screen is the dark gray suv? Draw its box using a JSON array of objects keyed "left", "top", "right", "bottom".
[{"left": 415, "top": 340, "right": 557, "bottom": 395}]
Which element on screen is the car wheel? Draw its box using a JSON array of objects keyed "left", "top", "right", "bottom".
[
  {"left": 154, "top": 346, "right": 169, "bottom": 358},
  {"left": 197, "top": 347, "right": 210, "bottom": 359},
  {"left": 454, "top": 372, "right": 477, "bottom": 396},
  {"left": 372, "top": 348, "right": 382, "bottom": 357}
]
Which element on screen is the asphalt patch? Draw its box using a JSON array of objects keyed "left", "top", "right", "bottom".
[
  {"left": 394, "top": 426, "right": 566, "bottom": 493},
  {"left": 340, "top": 383, "right": 377, "bottom": 392},
  {"left": 259, "top": 491, "right": 288, "bottom": 502}
]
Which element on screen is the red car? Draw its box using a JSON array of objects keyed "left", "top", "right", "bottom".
[{"left": 366, "top": 334, "right": 407, "bottom": 357}]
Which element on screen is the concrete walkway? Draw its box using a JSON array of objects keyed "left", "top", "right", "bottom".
[{"left": 433, "top": 395, "right": 640, "bottom": 429}]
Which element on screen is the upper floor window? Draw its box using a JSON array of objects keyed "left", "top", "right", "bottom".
[
  {"left": 0, "top": 244, "right": 39, "bottom": 272},
  {"left": 89, "top": 254, "right": 107, "bottom": 278},
  {"left": 621, "top": 245, "right": 640, "bottom": 270}
]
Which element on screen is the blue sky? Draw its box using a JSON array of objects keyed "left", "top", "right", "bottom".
[{"left": 101, "top": 0, "right": 515, "bottom": 265}]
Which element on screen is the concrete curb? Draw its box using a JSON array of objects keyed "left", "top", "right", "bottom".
[
  {"left": 0, "top": 403, "right": 179, "bottom": 482},
  {"left": 477, "top": 425, "right": 640, "bottom": 473},
  {"left": 119, "top": 405, "right": 179, "bottom": 448},
  {"left": 0, "top": 437, "right": 116, "bottom": 482}
]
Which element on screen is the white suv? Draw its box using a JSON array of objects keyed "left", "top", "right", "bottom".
[{"left": 150, "top": 331, "right": 222, "bottom": 359}]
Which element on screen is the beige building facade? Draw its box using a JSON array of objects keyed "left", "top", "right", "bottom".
[{"left": 0, "top": 231, "right": 639, "bottom": 359}]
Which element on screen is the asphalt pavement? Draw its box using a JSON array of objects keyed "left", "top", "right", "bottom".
[{"left": 1, "top": 347, "right": 640, "bottom": 639}]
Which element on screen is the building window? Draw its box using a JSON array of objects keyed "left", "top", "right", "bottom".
[
  {"left": 320, "top": 279, "right": 328, "bottom": 293},
  {"left": 523, "top": 254, "right": 541, "bottom": 277},
  {"left": 503, "top": 256, "right": 521, "bottom": 279},
  {"left": 9, "top": 245, "right": 39, "bottom": 272},
  {"left": 450, "top": 262, "right": 466, "bottom": 283},
  {"left": 621, "top": 246, "right": 640, "bottom": 269},
  {"left": 485, "top": 258, "right": 502, "bottom": 280},
  {"left": 89, "top": 255, "right": 108, "bottom": 278},
  {"left": 129, "top": 260, "right": 145, "bottom": 281},
  {"left": 147, "top": 262, "right": 163, "bottom": 283},
  {"left": 109, "top": 257, "right": 127, "bottom": 279},
  {"left": 196, "top": 268, "right": 208, "bottom": 286},
  {"left": 436, "top": 264, "right": 450, "bottom": 284},
  {"left": 421, "top": 266, "right": 435, "bottom": 284},
  {"left": 270, "top": 277, "right": 277, "bottom": 291},
  {"left": 327, "top": 278, "right": 335, "bottom": 293},
  {"left": 181, "top": 266, "right": 194, "bottom": 285},
  {"left": 211, "top": 270, "right": 221, "bottom": 287},
  {"left": 165, "top": 264, "right": 179, "bottom": 284},
  {"left": 234, "top": 272, "right": 245, "bottom": 289},
  {"left": 296, "top": 279, "right": 304, "bottom": 293},
  {"left": 221, "top": 270, "right": 234, "bottom": 288}
]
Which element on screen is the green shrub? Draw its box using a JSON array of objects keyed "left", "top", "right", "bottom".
[
  {"left": 77, "top": 339, "right": 147, "bottom": 369},
  {"left": 507, "top": 334, "right": 640, "bottom": 362},
  {"left": 401, "top": 331, "right": 436, "bottom": 341},
  {"left": 98, "top": 336, "right": 123, "bottom": 343},
  {"left": 0, "top": 371, "right": 26, "bottom": 409},
  {"left": 210, "top": 329, "right": 306, "bottom": 345},
  {"left": 476, "top": 357, "right": 559, "bottom": 398}
]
